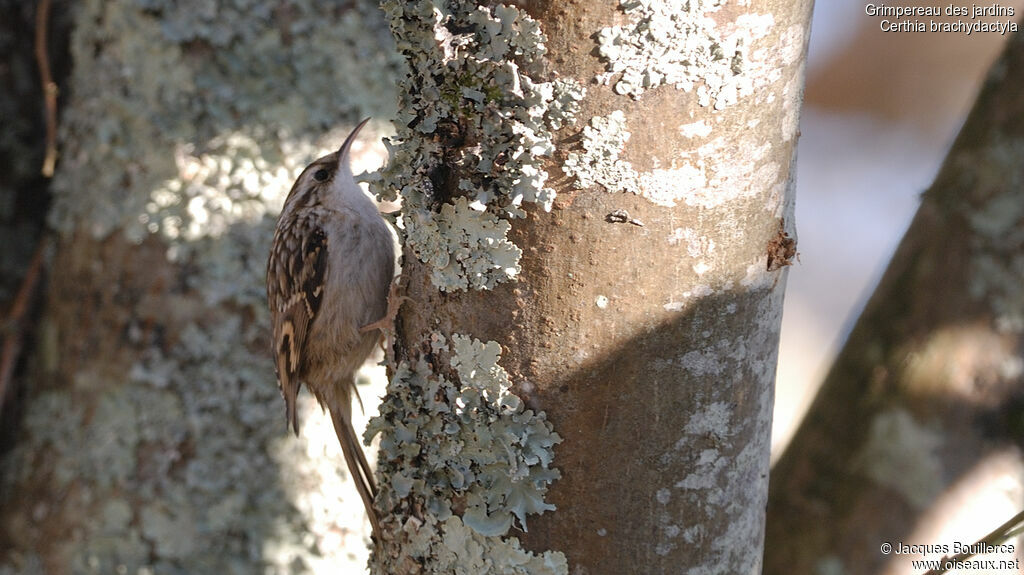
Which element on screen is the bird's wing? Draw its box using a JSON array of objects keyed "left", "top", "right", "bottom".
[{"left": 267, "top": 215, "right": 328, "bottom": 434}]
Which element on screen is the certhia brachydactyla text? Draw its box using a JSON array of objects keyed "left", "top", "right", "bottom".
[{"left": 267, "top": 118, "right": 394, "bottom": 540}]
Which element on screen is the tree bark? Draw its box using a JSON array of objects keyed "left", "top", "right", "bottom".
[
  {"left": 370, "top": 1, "right": 812, "bottom": 573},
  {"left": 765, "top": 30, "right": 1024, "bottom": 575}
]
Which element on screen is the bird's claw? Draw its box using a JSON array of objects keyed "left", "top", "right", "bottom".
[{"left": 360, "top": 277, "right": 412, "bottom": 366}]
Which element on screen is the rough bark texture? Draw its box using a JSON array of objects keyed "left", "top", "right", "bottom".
[
  {"left": 0, "top": 2, "right": 402, "bottom": 573},
  {"left": 369, "top": 1, "right": 812, "bottom": 573},
  {"left": 765, "top": 31, "right": 1024, "bottom": 575}
]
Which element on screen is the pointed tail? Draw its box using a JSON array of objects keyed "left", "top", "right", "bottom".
[{"left": 329, "top": 400, "right": 382, "bottom": 541}]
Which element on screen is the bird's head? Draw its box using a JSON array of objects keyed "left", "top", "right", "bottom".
[{"left": 280, "top": 117, "right": 373, "bottom": 215}]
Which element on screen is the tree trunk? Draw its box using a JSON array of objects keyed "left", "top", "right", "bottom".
[
  {"left": 765, "top": 30, "right": 1024, "bottom": 575},
  {"left": 0, "top": 1, "right": 402, "bottom": 573},
  {"left": 369, "top": 1, "right": 811, "bottom": 573}
]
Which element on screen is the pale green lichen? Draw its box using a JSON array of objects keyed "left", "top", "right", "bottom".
[
  {"left": 564, "top": 111, "right": 704, "bottom": 207},
  {"left": 375, "top": 0, "right": 583, "bottom": 291},
  {"left": 404, "top": 196, "right": 523, "bottom": 291},
  {"left": 401, "top": 516, "right": 567, "bottom": 575},
  {"left": 563, "top": 111, "right": 640, "bottom": 194},
  {"left": 366, "top": 334, "right": 565, "bottom": 574},
  {"left": 565, "top": 110, "right": 781, "bottom": 212},
  {"left": 596, "top": 0, "right": 775, "bottom": 108}
]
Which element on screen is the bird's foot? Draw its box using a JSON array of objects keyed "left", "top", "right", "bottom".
[
  {"left": 360, "top": 276, "right": 410, "bottom": 334},
  {"left": 360, "top": 276, "right": 411, "bottom": 366}
]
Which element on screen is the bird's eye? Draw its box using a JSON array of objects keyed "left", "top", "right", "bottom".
[{"left": 313, "top": 169, "right": 330, "bottom": 182}]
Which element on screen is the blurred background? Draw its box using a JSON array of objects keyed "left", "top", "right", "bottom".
[
  {"left": 768, "top": 6, "right": 1024, "bottom": 571},
  {"left": 773, "top": 0, "right": 1022, "bottom": 456}
]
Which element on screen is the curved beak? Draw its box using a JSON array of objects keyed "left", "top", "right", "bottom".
[{"left": 338, "top": 117, "right": 371, "bottom": 161}]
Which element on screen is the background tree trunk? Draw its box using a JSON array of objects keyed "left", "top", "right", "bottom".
[
  {"left": 765, "top": 30, "right": 1024, "bottom": 575},
  {"left": 0, "top": 2, "right": 403, "bottom": 573},
  {"left": 369, "top": 1, "right": 811, "bottom": 573}
]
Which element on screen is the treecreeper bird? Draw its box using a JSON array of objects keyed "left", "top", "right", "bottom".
[{"left": 267, "top": 118, "right": 394, "bottom": 540}]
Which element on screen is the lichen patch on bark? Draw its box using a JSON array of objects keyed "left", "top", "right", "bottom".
[
  {"left": 595, "top": 0, "right": 775, "bottom": 108},
  {"left": 366, "top": 334, "right": 565, "bottom": 574},
  {"left": 376, "top": 0, "right": 584, "bottom": 292}
]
